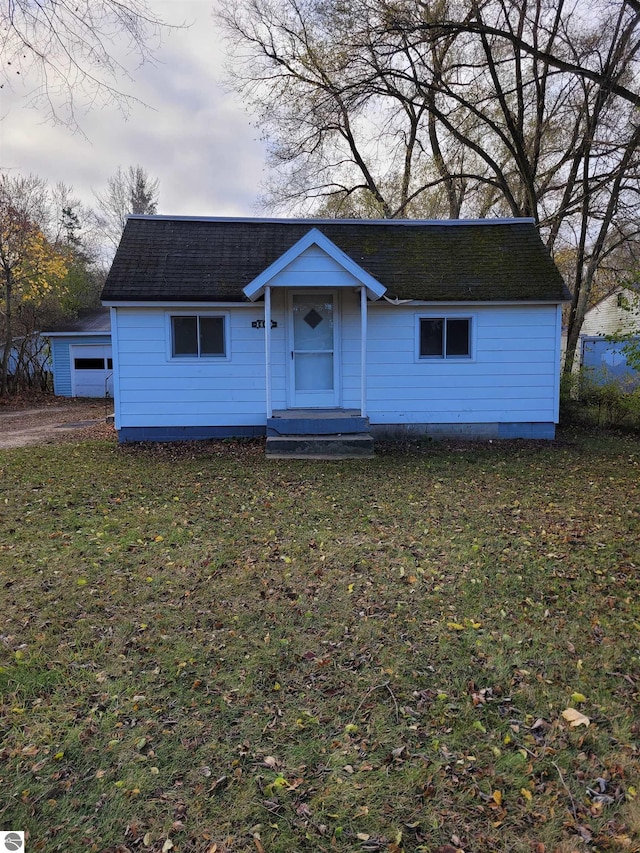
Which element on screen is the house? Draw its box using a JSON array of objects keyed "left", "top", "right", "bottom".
[
  {"left": 45, "top": 308, "right": 113, "bottom": 398},
  {"left": 577, "top": 286, "right": 640, "bottom": 385},
  {"left": 101, "top": 216, "right": 571, "bottom": 451}
]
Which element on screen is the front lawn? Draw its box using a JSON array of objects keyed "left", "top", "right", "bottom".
[{"left": 1, "top": 432, "right": 639, "bottom": 853}]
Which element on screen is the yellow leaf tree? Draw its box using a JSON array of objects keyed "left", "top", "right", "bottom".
[{"left": 0, "top": 175, "right": 68, "bottom": 395}]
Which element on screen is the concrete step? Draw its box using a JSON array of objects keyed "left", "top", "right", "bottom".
[
  {"left": 266, "top": 433, "right": 375, "bottom": 459},
  {"left": 267, "top": 413, "right": 369, "bottom": 436}
]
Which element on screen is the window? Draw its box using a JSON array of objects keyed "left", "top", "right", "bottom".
[
  {"left": 74, "top": 358, "right": 107, "bottom": 370},
  {"left": 171, "top": 315, "right": 226, "bottom": 358},
  {"left": 419, "top": 317, "right": 471, "bottom": 359}
]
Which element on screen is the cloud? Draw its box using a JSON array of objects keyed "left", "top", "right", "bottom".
[{"left": 0, "top": 0, "right": 266, "bottom": 217}]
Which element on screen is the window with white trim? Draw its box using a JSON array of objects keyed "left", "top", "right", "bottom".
[
  {"left": 419, "top": 317, "right": 471, "bottom": 359},
  {"left": 171, "top": 315, "right": 226, "bottom": 358}
]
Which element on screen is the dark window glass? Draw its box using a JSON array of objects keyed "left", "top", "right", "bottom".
[
  {"left": 74, "top": 358, "right": 105, "bottom": 370},
  {"left": 446, "top": 319, "right": 470, "bottom": 356},
  {"left": 107, "top": 358, "right": 113, "bottom": 369},
  {"left": 420, "top": 317, "right": 471, "bottom": 359},
  {"left": 420, "top": 319, "right": 444, "bottom": 357},
  {"left": 172, "top": 315, "right": 225, "bottom": 357},
  {"left": 172, "top": 316, "right": 198, "bottom": 356},
  {"left": 200, "top": 316, "right": 225, "bottom": 355}
]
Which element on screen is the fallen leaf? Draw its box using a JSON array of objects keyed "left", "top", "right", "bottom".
[
  {"left": 561, "top": 708, "right": 590, "bottom": 727},
  {"left": 162, "top": 840, "right": 173, "bottom": 853},
  {"left": 570, "top": 692, "right": 587, "bottom": 703},
  {"left": 492, "top": 790, "right": 503, "bottom": 805}
]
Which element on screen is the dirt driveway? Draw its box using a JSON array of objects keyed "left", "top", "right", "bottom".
[{"left": 0, "top": 397, "right": 115, "bottom": 449}]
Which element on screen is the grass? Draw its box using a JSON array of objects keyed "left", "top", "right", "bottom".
[{"left": 0, "top": 429, "right": 639, "bottom": 853}]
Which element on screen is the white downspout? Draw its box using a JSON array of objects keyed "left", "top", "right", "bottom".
[
  {"left": 265, "top": 286, "right": 272, "bottom": 419},
  {"left": 360, "top": 286, "right": 367, "bottom": 418}
]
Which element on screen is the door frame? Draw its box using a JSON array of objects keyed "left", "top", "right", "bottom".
[{"left": 286, "top": 289, "right": 341, "bottom": 409}]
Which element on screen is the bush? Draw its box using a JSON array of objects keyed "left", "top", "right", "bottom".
[{"left": 560, "top": 368, "right": 640, "bottom": 429}]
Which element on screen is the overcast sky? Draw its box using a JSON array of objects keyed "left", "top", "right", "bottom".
[{"left": 0, "top": 0, "right": 266, "bottom": 218}]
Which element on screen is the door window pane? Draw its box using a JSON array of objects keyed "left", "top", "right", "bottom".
[
  {"left": 293, "top": 295, "right": 334, "bottom": 350},
  {"left": 295, "top": 352, "right": 334, "bottom": 390}
]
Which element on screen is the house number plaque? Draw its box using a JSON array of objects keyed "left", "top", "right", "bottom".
[{"left": 252, "top": 320, "right": 278, "bottom": 329}]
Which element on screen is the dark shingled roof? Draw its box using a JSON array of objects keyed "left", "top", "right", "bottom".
[
  {"left": 101, "top": 216, "right": 571, "bottom": 303},
  {"left": 44, "top": 307, "right": 111, "bottom": 334}
]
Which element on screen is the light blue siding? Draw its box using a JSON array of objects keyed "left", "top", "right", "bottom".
[
  {"left": 115, "top": 307, "right": 268, "bottom": 428},
  {"left": 50, "top": 334, "right": 111, "bottom": 397},
  {"left": 267, "top": 245, "right": 362, "bottom": 289},
  {"left": 366, "top": 304, "right": 559, "bottom": 425},
  {"left": 113, "top": 299, "right": 561, "bottom": 434}
]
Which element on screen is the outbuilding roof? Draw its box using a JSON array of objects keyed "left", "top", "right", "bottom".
[
  {"left": 44, "top": 307, "right": 111, "bottom": 335},
  {"left": 101, "top": 216, "right": 571, "bottom": 303}
]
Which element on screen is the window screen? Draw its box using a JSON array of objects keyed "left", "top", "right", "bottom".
[
  {"left": 172, "top": 315, "right": 225, "bottom": 357},
  {"left": 419, "top": 318, "right": 470, "bottom": 358}
]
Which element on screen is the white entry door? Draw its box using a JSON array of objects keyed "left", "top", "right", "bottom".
[{"left": 289, "top": 292, "right": 338, "bottom": 408}]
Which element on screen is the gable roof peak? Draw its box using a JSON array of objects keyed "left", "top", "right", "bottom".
[{"left": 243, "top": 226, "right": 387, "bottom": 301}]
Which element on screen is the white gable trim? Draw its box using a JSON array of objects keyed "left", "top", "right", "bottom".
[{"left": 242, "top": 228, "right": 386, "bottom": 302}]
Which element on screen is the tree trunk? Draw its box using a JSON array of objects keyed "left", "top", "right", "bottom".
[{"left": 0, "top": 275, "right": 13, "bottom": 396}]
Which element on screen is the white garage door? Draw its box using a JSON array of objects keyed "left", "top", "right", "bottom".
[{"left": 71, "top": 345, "right": 114, "bottom": 397}]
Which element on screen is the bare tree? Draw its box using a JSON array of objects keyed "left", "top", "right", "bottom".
[
  {"left": 93, "top": 165, "right": 159, "bottom": 250},
  {"left": 0, "top": 0, "right": 173, "bottom": 130},
  {"left": 218, "top": 0, "right": 640, "bottom": 371}
]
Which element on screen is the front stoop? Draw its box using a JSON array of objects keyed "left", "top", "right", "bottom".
[
  {"left": 266, "top": 433, "right": 374, "bottom": 459},
  {"left": 267, "top": 409, "right": 368, "bottom": 436}
]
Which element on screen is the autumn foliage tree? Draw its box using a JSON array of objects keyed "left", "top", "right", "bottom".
[{"left": 0, "top": 174, "right": 68, "bottom": 395}]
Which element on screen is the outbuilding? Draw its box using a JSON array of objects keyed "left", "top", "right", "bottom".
[{"left": 45, "top": 308, "right": 113, "bottom": 398}]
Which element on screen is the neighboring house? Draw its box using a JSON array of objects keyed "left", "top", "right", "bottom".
[
  {"left": 44, "top": 308, "right": 113, "bottom": 398},
  {"left": 101, "top": 215, "right": 570, "bottom": 447},
  {"left": 578, "top": 286, "right": 640, "bottom": 385}
]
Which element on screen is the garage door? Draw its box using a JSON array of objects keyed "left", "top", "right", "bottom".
[{"left": 71, "top": 345, "right": 114, "bottom": 397}]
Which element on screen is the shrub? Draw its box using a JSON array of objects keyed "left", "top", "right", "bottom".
[{"left": 561, "top": 367, "right": 640, "bottom": 429}]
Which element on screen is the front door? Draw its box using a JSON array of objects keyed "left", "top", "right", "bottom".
[{"left": 289, "top": 292, "right": 338, "bottom": 408}]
